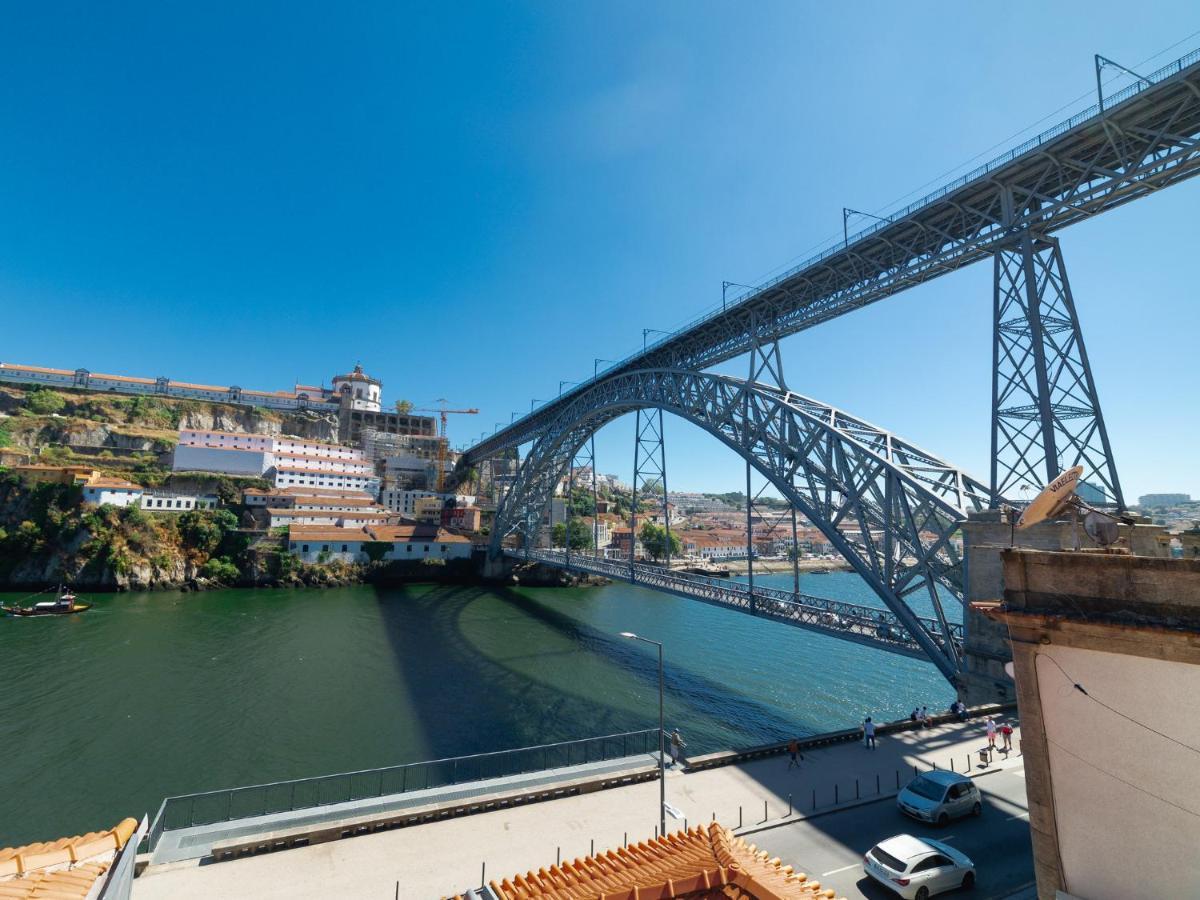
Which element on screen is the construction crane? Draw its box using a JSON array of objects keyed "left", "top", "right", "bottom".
[{"left": 413, "top": 400, "right": 478, "bottom": 492}]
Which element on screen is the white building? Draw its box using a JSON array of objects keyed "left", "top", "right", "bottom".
[
  {"left": 267, "top": 508, "right": 391, "bottom": 529},
  {"left": 287, "top": 524, "right": 472, "bottom": 563},
  {"left": 273, "top": 466, "right": 380, "bottom": 496},
  {"left": 242, "top": 487, "right": 376, "bottom": 509},
  {"left": 141, "top": 492, "right": 218, "bottom": 512},
  {"left": 379, "top": 489, "right": 477, "bottom": 518},
  {"left": 173, "top": 444, "right": 275, "bottom": 476},
  {"left": 82, "top": 478, "right": 145, "bottom": 508}
]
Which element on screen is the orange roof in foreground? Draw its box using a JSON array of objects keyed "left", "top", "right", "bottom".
[
  {"left": 0, "top": 818, "right": 138, "bottom": 897},
  {"left": 475, "top": 823, "right": 844, "bottom": 900}
]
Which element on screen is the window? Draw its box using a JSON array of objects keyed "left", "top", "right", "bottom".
[
  {"left": 407, "top": 545, "right": 412, "bottom": 553},
  {"left": 912, "top": 855, "right": 951, "bottom": 872},
  {"left": 302, "top": 545, "right": 309, "bottom": 552},
  {"left": 423, "top": 545, "right": 429, "bottom": 552},
  {"left": 440, "top": 545, "right": 447, "bottom": 551},
  {"left": 322, "top": 544, "right": 329, "bottom": 552},
  {"left": 341, "top": 545, "right": 348, "bottom": 552}
]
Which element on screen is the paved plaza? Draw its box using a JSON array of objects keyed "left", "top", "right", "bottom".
[{"left": 134, "top": 716, "right": 1022, "bottom": 899}]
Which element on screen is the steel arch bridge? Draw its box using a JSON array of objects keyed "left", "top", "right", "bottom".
[{"left": 488, "top": 369, "right": 994, "bottom": 680}]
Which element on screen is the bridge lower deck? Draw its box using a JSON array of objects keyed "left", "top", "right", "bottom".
[{"left": 507, "top": 549, "right": 961, "bottom": 661}]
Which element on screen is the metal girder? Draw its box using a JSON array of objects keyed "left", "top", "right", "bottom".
[
  {"left": 467, "top": 47, "right": 1200, "bottom": 462},
  {"left": 489, "top": 369, "right": 995, "bottom": 680},
  {"left": 511, "top": 548, "right": 963, "bottom": 662},
  {"left": 991, "top": 233, "right": 1123, "bottom": 505}
]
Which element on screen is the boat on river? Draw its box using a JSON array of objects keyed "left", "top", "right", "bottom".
[{"left": 2, "top": 586, "right": 92, "bottom": 617}]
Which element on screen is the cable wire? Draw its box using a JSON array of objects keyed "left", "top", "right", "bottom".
[
  {"left": 1046, "top": 736, "right": 1200, "bottom": 820},
  {"left": 1035, "top": 652, "right": 1200, "bottom": 757}
]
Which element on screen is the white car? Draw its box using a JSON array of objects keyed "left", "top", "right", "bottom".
[{"left": 863, "top": 834, "right": 976, "bottom": 899}]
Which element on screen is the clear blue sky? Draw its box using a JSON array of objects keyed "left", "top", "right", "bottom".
[{"left": 2, "top": 3, "right": 1197, "bottom": 500}]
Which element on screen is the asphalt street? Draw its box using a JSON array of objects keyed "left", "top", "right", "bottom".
[{"left": 750, "top": 759, "right": 1034, "bottom": 899}]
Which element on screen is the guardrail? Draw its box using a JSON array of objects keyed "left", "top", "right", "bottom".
[
  {"left": 146, "top": 728, "right": 659, "bottom": 852},
  {"left": 513, "top": 549, "right": 963, "bottom": 654}
]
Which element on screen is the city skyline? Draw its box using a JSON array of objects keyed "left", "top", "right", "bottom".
[{"left": 1, "top": 4, "right": 1198, "bottom": 498}]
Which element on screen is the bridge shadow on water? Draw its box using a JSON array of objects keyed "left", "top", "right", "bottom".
[{"left": 371, "top": 581, "right": 824, "bottom": 764}]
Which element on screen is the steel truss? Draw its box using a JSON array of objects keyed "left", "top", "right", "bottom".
[
  {"left": 991, "top": 233, "right": 1122, "bottom": 504},
  {"left": 490, "top": 369, "right": 995, "bottom": 680},
  {"left": 471, "top": 48, "right": 1200, "bottom": 460},
  {"left": 630, "top": 409, "right": 672, "bottom": 576}
]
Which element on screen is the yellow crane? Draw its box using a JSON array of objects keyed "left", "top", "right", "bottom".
[{"left": 414, "top": 400, "right": 478, "bottom": 492}]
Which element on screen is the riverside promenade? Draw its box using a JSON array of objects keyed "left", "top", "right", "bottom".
[{"left": 134, "top": 715, "right": 1021, "bottom": 899}]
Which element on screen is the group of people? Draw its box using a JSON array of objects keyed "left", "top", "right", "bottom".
[
  {"left": 985, "top": 715, "right": 1015, "bottom": 752},
  {"left": 908, "top": 705, "right": 933, "bottom": 728}
]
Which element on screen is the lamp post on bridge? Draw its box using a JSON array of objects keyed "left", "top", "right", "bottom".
[
  {"left": 722, "top": 281, "right": 754, "bottom": 311},
  {"left": 594, "top": 358, "right": 616, "bottom": 379},
  {"left": 619, "top": 631, "right": 666, "bottom": 839},
  {"left": 559, "top": 380, "right": 581, "bottom": 397},
  {"left": 842, "top": 207, "right": 891, "bottom": 248}
]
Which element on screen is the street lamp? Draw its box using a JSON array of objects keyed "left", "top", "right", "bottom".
[
  {"left": 594, "top": 358, "right": 616, "bottom": 379},
  {"left": 531, "top": 398, "right": 547, "bottom": 412},
  {"left": 559, "top": 379, "right": 581, "bottom": 397},
  {"left": 619, "top": 631, "right": 666, "bottom": 838},
  {"left": 511, "top": 411, "right": 519, "bottom": 423}
]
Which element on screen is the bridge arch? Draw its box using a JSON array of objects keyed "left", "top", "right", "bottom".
[{"left": 490, "top": 369, "right": 994, "bottom": 678}]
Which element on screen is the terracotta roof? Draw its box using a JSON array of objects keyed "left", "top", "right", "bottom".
[
  {"left": 288, "top": 496, "right": 380, "bottom": 508},
  {"left": 280, "top": 486, "right": 374, "bottom": 499},
  {"left": 271, "top": 448, "right": 365, "bottom": 462},
  {"left": 84, "top": 477, "right": 143, "bottom": 490},
  {"left": 0, "top": 818, "right": 138, "bottom": 897},
  {"left": 287, "top": 526, "right": 370, "bottom": 542},
  {"left": 478, "top": 823, "right": 843, "bottom": 899},
  {"left": 1, "top": 363, "right": 75, "bottom": 376},
  {"left": 268, "top": 508, "right": 389, "bottom": 519},
  {"left": 179, "top": 428, "right": 273, "bottom": 440},
  {"left": 367, "top": 525, "right": 471, "bottom": 543}
]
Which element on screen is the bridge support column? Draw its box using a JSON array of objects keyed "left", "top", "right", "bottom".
[
  {"left": 631, "top": 408, "right": 669, "bottom": 581},
  {"left": 990, "top": 233, "right": 1123, "bottom": 506}
]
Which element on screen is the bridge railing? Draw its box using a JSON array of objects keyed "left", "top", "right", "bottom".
[
  {"left": 146, "top": 728, "right": 659, "bottom": 852},
  {"left": 514, "top": 549, "right": 963, "bottom": 651}
]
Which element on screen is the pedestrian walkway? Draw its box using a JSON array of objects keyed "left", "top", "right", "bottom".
[{"left": 133, "top": 717, "right": 1021, "bottom": 900}]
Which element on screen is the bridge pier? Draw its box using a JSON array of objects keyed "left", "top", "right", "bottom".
[{"left": 958, "top": 509, "right": 1171, "bottom": 705}]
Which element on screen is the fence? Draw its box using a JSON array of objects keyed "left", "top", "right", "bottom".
[{"left": 147, "top": 728, "right": 659, "bottom": 852}]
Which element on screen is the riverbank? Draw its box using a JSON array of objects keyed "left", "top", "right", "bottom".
[{"left": 720, "top": 558, "right": 852, "bottom": 575}]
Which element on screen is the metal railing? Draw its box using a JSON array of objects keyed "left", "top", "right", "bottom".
[
  {"left": 146, "top": 728, "right": 659, "bottom": 852},
  {"left": 515, "top": 549, "right": 963, "bottom": 653}
]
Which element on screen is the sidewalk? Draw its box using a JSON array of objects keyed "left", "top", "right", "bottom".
[{"left": 134, "top": 717, "right": 1021, "bottom": 899}]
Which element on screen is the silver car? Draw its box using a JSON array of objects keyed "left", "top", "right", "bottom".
[
  {"left": 897, "top": 770, "right": 981, "bottom": 825},
  {"left": 864, "top": 834, "right": 976, "bottom": 899}
]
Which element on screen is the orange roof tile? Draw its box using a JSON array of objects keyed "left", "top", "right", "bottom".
[
  {"left": 481, "top": 823, "right": 843, "bottom": 899},
  {"left": 274, "top": 465, "right": 374, "bottom": 476},
  {"left": 0, "top": 818, "right": 138, "bottom": 893}
]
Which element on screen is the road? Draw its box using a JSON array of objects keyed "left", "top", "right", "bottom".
[{"left": 750, "top": 759, "right": 1033, "bottom": 899}]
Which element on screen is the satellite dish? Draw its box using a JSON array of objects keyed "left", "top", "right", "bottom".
[
  {"left": 1084, "top": 510, "right": 1120, "bottom": 547},
  {"left": 1016, "top": 466, "right": 1083, "bottom": 530}
]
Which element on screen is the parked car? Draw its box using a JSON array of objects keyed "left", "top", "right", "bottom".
[
  {"left": 863, "top": 834, "right": 976, "bottom": 899},
  {"left": 897, "top": 770, "right": 982, "bottom": 825}
]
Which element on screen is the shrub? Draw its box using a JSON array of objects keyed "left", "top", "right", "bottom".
[{"left": 201, "top": 557, "right": 241, "bottom": 583}]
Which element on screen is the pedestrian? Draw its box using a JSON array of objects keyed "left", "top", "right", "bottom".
[
  {"left": 909, "top": 708, "right": 919, "bottom": 723},
  {"left": 1001, "top": 721, "right": 1014, "bottom": 752},
  {"left": 863, "top": 716, "right": 876, "bottom": 750},
  {"left": 669, "top": 729, "right": 686, "bottom": 767},
  {"left": 986, "top": 716, "right": 997, "bottom": 749},
  {"left": 787, "top": 737, "right": 804, "bottom": 770},
  {"left": 954, "top": 700, "right": 968, "bottom": 722},
  {"left": 920, "top": 706, "right": 931, "bottom": 728}
]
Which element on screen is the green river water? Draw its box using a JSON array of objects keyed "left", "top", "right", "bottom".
[{"left": 0, "top": 575, "right": 951, "bottom": 845}]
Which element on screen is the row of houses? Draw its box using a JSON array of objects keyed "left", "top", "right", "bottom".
[{"left": 286, "top": 524, "right": 472, "bottom": 564}]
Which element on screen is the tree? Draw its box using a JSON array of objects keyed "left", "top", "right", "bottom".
[
  {"left": 26, "top": 388, "right": 66, "bottom": 415},
  {"left": 639, "top": 522, "right": 681, "bottom": 562},
  {"left": 362, "top": 541, "right": 393, "bottom": 563},
  {"left": 551, "top": 518, "right": 593, "bottom": 550},
  {"left": 395, "top": 399, "right": 413, "bottom": 414}
]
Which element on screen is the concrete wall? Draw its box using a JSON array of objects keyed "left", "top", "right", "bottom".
[
  {"left": 987, "top": 549, "right": 1200, "bottom": 900},
  {"left": 959, "top": 510, "right": 1170, "bottom": 706}
]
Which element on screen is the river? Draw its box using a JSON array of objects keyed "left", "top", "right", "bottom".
[{"left": 0, "top": 573, "right": 951, "bottom": 845}]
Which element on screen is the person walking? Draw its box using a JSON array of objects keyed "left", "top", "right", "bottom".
[
  {"left": 863, "top": 716, "right": 876, "bottom": 750},
  {"left": 985, "top": 716, "right": 997, "bottom": 750},
  {"left": 787, "top": 737, "right": 804, "bottom": 770}
]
